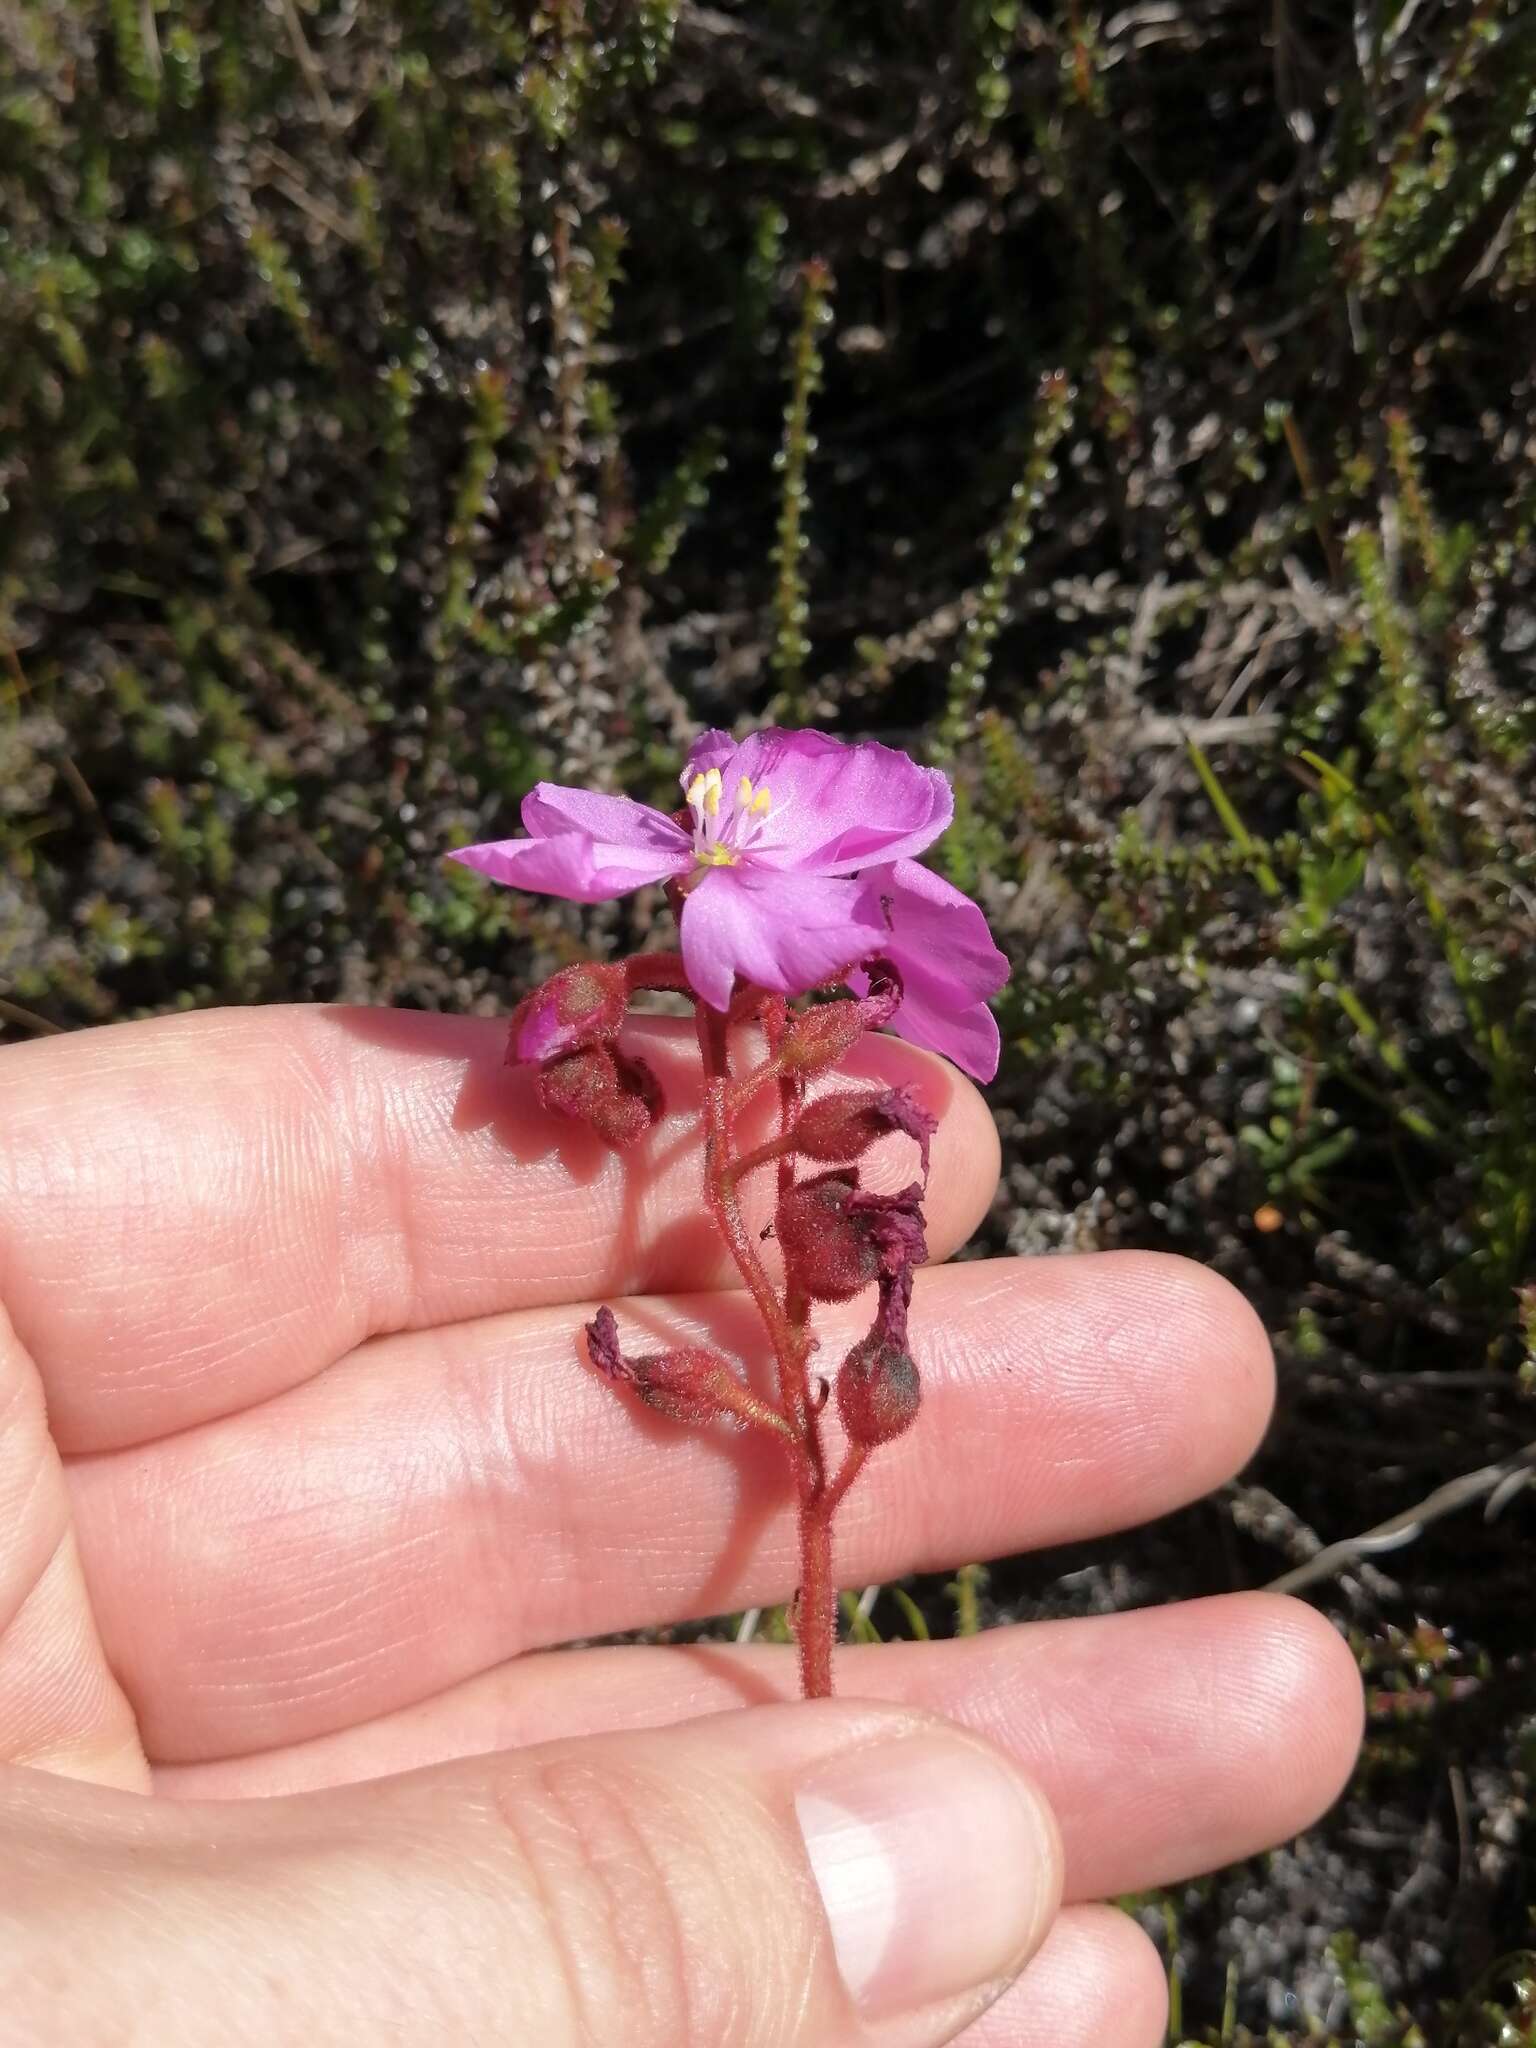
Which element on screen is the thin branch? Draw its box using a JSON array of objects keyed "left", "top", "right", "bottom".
[
  {"left": 1266, "top": 1441, "right": 1536, "bottom": 1596},
  {"left": 280, "top": 0, "right": 336, "bottom": 124},
  {"left": 0, "top": 997, "right": 65, "bottom": 1036}
]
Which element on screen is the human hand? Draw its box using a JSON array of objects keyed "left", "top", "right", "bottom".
[{"left": 0, "top": 1005, "right": 1362, "bottom": 2046}]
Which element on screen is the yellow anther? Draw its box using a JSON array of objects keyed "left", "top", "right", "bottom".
[
  {"left": 750, "top": 785, "right": 773, "bottom": 815},
  {"left": 686, "top": 773, "right": 708, "bottom": 807},
  {"left": 738, "top": 774, "right": 754, "bottom": 807},
  {"left": 702, "top": 767, "right": 722, "bottom": 817}
]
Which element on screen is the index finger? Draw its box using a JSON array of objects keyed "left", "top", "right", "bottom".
[{"left": 0, "top": 1005, "right": 999, "bottom": 1452}]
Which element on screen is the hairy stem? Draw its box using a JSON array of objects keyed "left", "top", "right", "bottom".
[
  {"left": 823, "top": 1443, "right": 870, "bottom": 1521},
  {"left": 723, "top": 1046, "right": 791, "bottom": 1122},
  {"left": 796, "top": 1497, "right": 836, "bottom": 1699},
  {"left": 726, "top": 1130, "right": 790, "bottom": 1183},
  {"left": 698, "top": 1007, "right": 798, "bottom": 1366},
  {"left": 697, "top": 1002, "right": 839, "bottom": 1697}
]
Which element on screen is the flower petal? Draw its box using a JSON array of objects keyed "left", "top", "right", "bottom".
[
  {"left": 521, "top": 782, "right": 690, "bottom": 857},
  {"left": 679, "top": 729, "right": 737, "bottom": 785},
  {"left": 853, "top": 860, "right": 1009, "bottom": 1082},
  {"left": 449, "top": 832, "right": 689, "bottom": 905},
  {"left": 678, "top": 867, "right": 889, "bottom": 1010},
  {"left": 725, "top": 729, "right": 953, "bottom": 874}
]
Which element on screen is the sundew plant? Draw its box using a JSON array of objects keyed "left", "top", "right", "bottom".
[{"left": 451, "top": 726, "right": 1006, "bottom": 1696}]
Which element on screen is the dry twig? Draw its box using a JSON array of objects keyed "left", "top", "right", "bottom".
[{"left": 1266, "top": 1442, "right": 1536, "bottom": 1597}]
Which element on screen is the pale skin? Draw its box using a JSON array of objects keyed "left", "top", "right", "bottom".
[{"left": 0, "top": 1004, "right": 1365, "bottom": 2046}]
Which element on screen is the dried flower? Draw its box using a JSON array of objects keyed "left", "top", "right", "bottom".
[
  {"left": 585, "top": 1307, "right": 784, "bottom": 1433},
  {"left": 791, "top": 1085, "right": 937, "bottom": 1183},
  {"left": 777, "top": 1172, "right": 927, "bottom": 1302},
  {"left": 538, "top": 1043, "right": 662, "bottom": 1148}
]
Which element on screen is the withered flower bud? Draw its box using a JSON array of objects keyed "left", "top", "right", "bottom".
[
  {"left": 776, "top": 1171, "right": 868, "bottom": 1301},
  {"left": 791, "top": 1086, "right": 937, "bottom": 1183},
  {"left": 776, "top": 1172, "right": 928, "bottom": 1302},
  {"left": 584, "top": 1307, "right": 758, "bottom": 1428},
  {"left": 836, "top": 1334, "right": 921, "bottom": 1447},
  {"left": 538, "top": 1043, "right": 662, "bottom": 1148},
  {"left": 629, "top": 1347, "right": 747, "bottom": 1426},
  {"left": 507, "top": 962, "right": 629, "bottom": 1066},
  {"left": 835, "top": 1244, "right": 921, "bottom": 1447}
]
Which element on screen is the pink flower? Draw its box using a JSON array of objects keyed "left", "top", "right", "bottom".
[
  {"left": 855, "top": 860, "right": 1010, "bottom": 1083},
  {"left": 450, "top": 728, "right": 1008, "bottom": 1079}
]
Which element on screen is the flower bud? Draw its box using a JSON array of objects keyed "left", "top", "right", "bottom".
[
  {"left": 508, "top": 962, "right": 628, "bottom": 1065},
  {"left": 791, "top": 1086, "right": 937, "bottom": 1183},
  {"left": 779, "top": 1003, "right": 865, "bottom": 1078},
  {"left": 778, "top": 960, "right": 906, "bottom": 1077},
  {"left": 776, "top": 1172, "right": 928, "bottom": 1303},
  {"left": 836, "top": 1334, "right": 921, "bottom": 1447},
  {"left": 538, "top": 1042, "right": 663, "bottom": 1148}
]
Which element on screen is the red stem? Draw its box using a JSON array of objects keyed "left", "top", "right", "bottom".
[
  {"left": 697, "top": 1002, "right": 845, "bottom": 1697},
  {"left": 697, "top": 1007, "right": 800, "bottom": 1375},
  {"left": 823, "top": 1443, "right": 870, "bottom": 1520},
  {"left": 795, "top": 1446, "right": 869, "bottom": 1700},
  {"left": 624, "top": 951, "right": 696, "bottom": 995},
  {"left": 796, "top": 1500, "right": 836, "bottom": 1699},
  {"left": 727, "top": 1131, "right": 790, "bottom": 1182}
]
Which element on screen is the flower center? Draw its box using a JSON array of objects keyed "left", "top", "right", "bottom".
[{"left": 685, "top": 766, "right": 774, "bottom": 869}]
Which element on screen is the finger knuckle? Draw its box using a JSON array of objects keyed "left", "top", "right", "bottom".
[{"left": 488, "top": 1749, "right": 811, "bottom": 2048}]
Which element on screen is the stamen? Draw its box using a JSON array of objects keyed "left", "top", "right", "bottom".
[
  {"left": 682, "top": 754, "right": 754, "bottom": 868},
  {"left": 750, "top": 786, "right": 772, "bottom": 815}
]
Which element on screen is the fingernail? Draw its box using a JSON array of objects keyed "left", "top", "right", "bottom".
[{"left": 794, "top": 1730, "right": 1058, "bottom": 2023}]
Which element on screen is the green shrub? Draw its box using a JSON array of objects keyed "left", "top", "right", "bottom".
[{"left": 4, "top": 4, "right": 1534, "bottom": 2032}]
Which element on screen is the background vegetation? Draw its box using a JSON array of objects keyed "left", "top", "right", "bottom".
[{"left": 3, "top": 2, "right": 1534, "bottom": 2036}]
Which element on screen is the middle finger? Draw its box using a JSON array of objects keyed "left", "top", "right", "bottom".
[{"left": 69, "top": 1251, "right": 1272, "bottom": 1763}]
